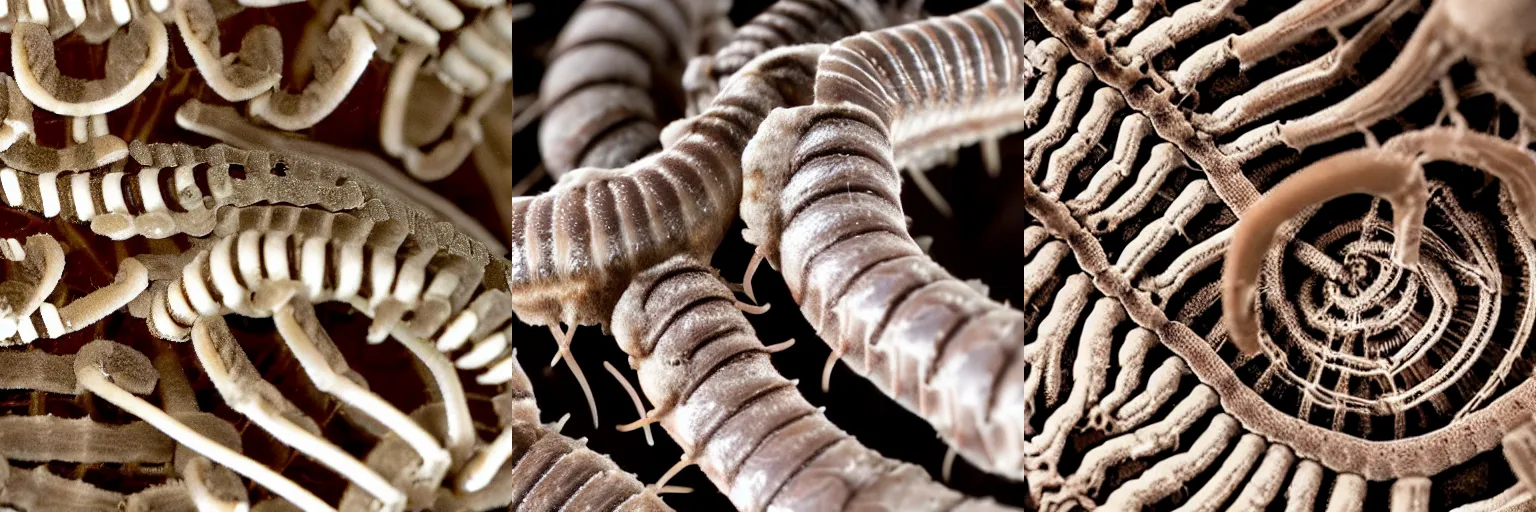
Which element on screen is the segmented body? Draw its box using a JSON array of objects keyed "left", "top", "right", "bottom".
[
  {"left": 611, "top": 255, "right": 1018, "bottom": 512},
  {"left": 449, "top": 342, "right": 672, "bottom": 511},
  {"left": 1000, "top": 0, "right": 1536, "bottom": 507},
  {"left": 511, "top": 45, "right": 821, "bottom": 329},
  {"left": 11, "top": 0, "right": 1536, "bottom": 508},
  {"left": 537, "top": 0, "right": 731, "bottom": 176},
  {"left": 731, "top": 0, "right": 1536, "bottom": 507},
  {"left": 0, "top": 143, "right": 511, "bottom": 509},
  {"left": 740, "top": 0, "right": 1042, "bottom": 480},
  {"left": 116, "top": 171, "right": 520, "bottom": 509},
  {"left": 150, "top": 201, "right": 519, "bottom": 384},
  {"left": 0, "top": 142, "right": 365, "bottom": 242},
  {"left": 682, "top": 0, "right": 921, "bottom": 112},
  {"left": 810, "top": 1, "right": 1054, "bottom": 169}
]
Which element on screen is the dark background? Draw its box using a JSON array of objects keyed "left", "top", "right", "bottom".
[{"left": 509, "top": 0, "right": 1027, "bottom": 509}]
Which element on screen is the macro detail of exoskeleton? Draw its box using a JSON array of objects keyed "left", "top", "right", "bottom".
[
  {"left": 2, "top": 0, "right": 1536, "bottom": 508},
  {"left": 517, "top": 0, "right": 1536, "bottom": 508},
  {"left": 1007, "top": 0, "right": 1536, "bottom": 508}
]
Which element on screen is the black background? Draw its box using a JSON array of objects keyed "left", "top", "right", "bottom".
[{"left": 509, "top": 0, "right": 1026, "bottom": 509}]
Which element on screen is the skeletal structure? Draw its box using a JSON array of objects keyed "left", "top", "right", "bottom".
[
  {"left": 0, "top": 0, "right": 524, "bottom": 501},
  {"left": 0, "top": 142, "right": 515, "bottom": 510},
  {"left": 1005, "top": 0, "right": 1536, "bottom": 507},
  {"left": 3, "top": 0, "right": 1536, "bottom": 509}
]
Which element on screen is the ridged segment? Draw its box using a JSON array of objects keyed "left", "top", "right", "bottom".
[
  {"left": 736, "top": 1, "right": 1050, "bottom": 482},
  {"left": 496, "top": 420, "right": 669, "bottom": 511},
  {"left": 742, "top": 98, "right": 1026, "bottom": 480},
  {"left": 512, "top": 45, "right": 823, "bottom": 329},
  {"left": 707, "top": 0, "right": 893, "bottom": 80},
  {"left": 538, "top": 0, "right": 727, "bottom": 175},
  {"left": 813, "top": 1, "right": 1042, "bottom": 166},
  {"left": 612, "top": 256, "right": 1017, "bottom": 512}
]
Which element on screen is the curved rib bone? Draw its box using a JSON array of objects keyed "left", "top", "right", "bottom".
[
  {"left": 247, "top": 15, "right": 373, "bottom": 130},
  {"left": 10, "top": 16, "right": 167, "bottom": 116},
  {"left": 0, "top": 234, "right": 63, "bottom": 345},
  {"left": 173, "top": 0, "right": 282, "bottom": 102},
  {"left": 271, "top": 294, "right": 453, "bottom": 484},
  {"left": 1223, "top": 148, "right": 1426, "bottom": 354},
  {"left": 72, "top": 339, "right": 334, "bottom": 511},
  {"left": 380, "top": 44, "right": 499, "bottom": 182},
  {"left": 189, "top": 314, "right": 408, "bottom": 511},
  {"left": 1226, "top": 127, "right": 1536, "bottom": 355},
  {"left": 149, "top": 341, "right": 251, "bottom": 512}
]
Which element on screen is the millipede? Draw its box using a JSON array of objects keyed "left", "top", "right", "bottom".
[
  {"left": 0, "top": 0, "right": 1534, "bottom": 509},
  {"left": 509, "top": 43, "right": 822, "bottom": 344},
  {"left": 738, "top": 0, "right": 1048, "bottom": 481},
  {"left": 609, "top": 255, "right": 1016, "bottom": 511},
  {"left": 680, "top": 0, "right": 922, "bottom": 114},
  {"left": 535, "top": 0, "right": 732, "bottom": 176}
]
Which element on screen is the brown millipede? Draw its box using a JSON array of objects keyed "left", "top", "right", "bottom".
[{"left": 798, "top": 0, "right": 1065, "bottom": 215}]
